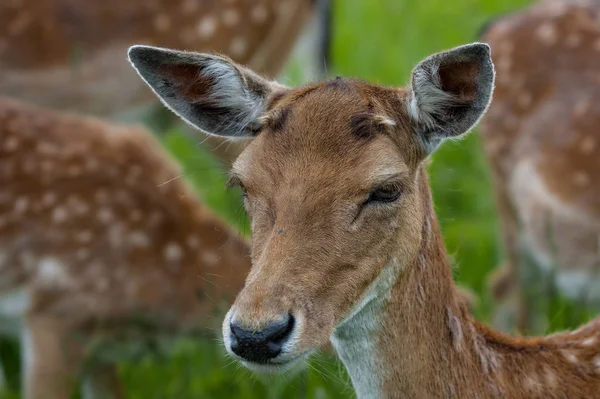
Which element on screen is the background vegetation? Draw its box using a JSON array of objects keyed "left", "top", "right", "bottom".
[{"left": 2, "top": 0, "right": 596, "bottom": 397}]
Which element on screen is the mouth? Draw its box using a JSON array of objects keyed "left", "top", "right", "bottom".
[{"left": 238, "top": 353, "right": 308, "bottom": 374}]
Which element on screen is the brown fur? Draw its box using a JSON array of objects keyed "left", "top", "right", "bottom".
[
  {"left": 0, "top": 97, "right": 251, "bottom": 399},
  {"left": 222, "top": 73, "right": 600, "bottom": 397},
  {"left": 480, "top": 0, "right": 600, "bottom": 331}
]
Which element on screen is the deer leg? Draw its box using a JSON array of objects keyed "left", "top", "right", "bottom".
[
  {"left": 21, "top": 315, "right": 83, "bottom": 399},
  {"left": 81, "top": 363, "right": 125, "bottom": 399}
]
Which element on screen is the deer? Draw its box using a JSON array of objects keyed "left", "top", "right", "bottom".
[
  {"left": 128, "top": 42, "right": 600, "bottom": 398},
  {"left": 478, "top": 0, "right": 600, "bottom": 333},
  {"left": 0, "top": 0, "right": 332, "bottom": 166},
  {"left": 0, "top": 97, "right": 251, "bottom": 399}
]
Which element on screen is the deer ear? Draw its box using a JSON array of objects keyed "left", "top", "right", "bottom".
[
  {"left": 407, "top": 43, "right": 495, "bottom": 153},
  {"left": 128, "top": 45, "right": 286, "bottom": 138}
]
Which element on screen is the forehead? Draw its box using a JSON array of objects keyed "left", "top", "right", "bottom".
[{"left": 233, "top": 79, "right": 417, "bottom": 183}]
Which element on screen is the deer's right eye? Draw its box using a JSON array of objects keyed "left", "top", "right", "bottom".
[{"left": 363, "top": 183, "right": 403, "bottom": 206}]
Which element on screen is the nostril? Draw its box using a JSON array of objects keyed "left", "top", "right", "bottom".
[
  {"left": 266, "top": 313, "right": 295, "bottom": 344},
  {"left": 229, "top": 313, "right": 295, "bottom": 363}
]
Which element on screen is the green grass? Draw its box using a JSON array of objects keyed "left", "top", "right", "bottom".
[{"left": 2, "top": 0, "right": 596, "bottom": 398}]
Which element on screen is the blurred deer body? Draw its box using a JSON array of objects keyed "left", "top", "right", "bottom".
[
  {"left": 0, "top": 97, "right": 250, "bottom": 399},
  {"left": 480, "top": 0, "right": 600, "bottom": 330},
  {"left": 0, "top": 0, "right": 331, "bottom": 167},
  {"left": 0, "top": 0, "right": 329, "bottom": 117}
]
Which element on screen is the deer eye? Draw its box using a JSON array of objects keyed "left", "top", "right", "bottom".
[{"left": 364, "top": 184, "right": 402, "bottom": 205}]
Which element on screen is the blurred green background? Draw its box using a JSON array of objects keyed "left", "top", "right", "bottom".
[{"left": 1, "top": 0, "right": 596, "bottom": 398}]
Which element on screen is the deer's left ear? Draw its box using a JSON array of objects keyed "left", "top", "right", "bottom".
[
  {"left": 128, "top": 45, "right": 287, "bottom": 138},
  {"left": 407, "top": 43, "right": 495, "bottom": 153}
]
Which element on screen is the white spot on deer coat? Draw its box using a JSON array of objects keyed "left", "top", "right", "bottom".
[
  {"left": 108, "top": 224, "right": 125, "bottom": 248},
  {"left": 164, "top": 243, "right": 184, "bottom": 262},
  {"left": 230, "top": 37, "right": 247, "bottom": 57},
  {"left": 222, "top": 8, "right": 240, "bottom": 27},
  {"left": 38, "top": 258, "right": 69, "bottom": 287},
  {"left": 202, "top": 250, "right": 219, "bottom": 266},
  {"left": 187, "top": 235, "right": 201, "bottom": 249},
  {"left": 3, "top": 136, "right": 19, "bottom": 152},
  {"left": 251, "top": 4, "right": 268, "bottom": 23},
  {"left": 42, "top": 192, "right": 56, "bottom": 207},
  {"left": 197, "top": 16, "right": 218, "bottom": 39},
  {"left": 77, "top": 230, "right": 93, "bottom": 243},
  {"left": 52, "top": 207, "right": 68, "bottom": 223},
  {"left": 536, "top": 23, "right": 558, "bottom": 45},
  {"left": 582, "top": 337, "right": 596, "bottom": 346},
  {"left": 129, "top": 231, "right": 150, "bottom": 248},
  {"left": 97, "top": 207, "right": 113, "bottom": 224},
  {"left": 579, "top": 136, "right": 596, "bottom": 154},
  {"left": 13, "top": 197, "right": 28, "bottom": 214},
  {"left": 564, "top": 351, "right": 578, "bottom": 363}
]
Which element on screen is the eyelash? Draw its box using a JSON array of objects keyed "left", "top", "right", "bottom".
[
  {"left": 363, "top": 183, "right": 403, "bottom": 205},
  {"left": 226, "top": 177, "right": 248, "bottom": 200}
]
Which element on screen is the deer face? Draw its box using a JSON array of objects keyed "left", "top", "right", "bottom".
[{"left": 128, "top": 43, "right": 494, "bottom": 372}]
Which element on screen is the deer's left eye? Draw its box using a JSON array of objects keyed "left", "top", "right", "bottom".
[
  {"left": 239, "top": 185, "right": 249, "bottom": 200},
  {"left": 226, "top": 176, "right": 249, "bottom": 200}
]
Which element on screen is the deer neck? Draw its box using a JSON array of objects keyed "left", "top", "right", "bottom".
[
  {"left": 331, "top": 169, "right": 500, "bottom": 399},
  {"left": 331, "top": 169, "right": 600, "bottom": 399}
]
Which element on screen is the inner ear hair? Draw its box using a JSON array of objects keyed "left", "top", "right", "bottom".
[
  {"left": 407, "top": 43, "right": 495, "bottom": 153},
  {"left": 438, "top": 60, "right": 481, "bottom": 104}
]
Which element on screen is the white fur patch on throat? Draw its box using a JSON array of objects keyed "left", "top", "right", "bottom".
[{"left": 330, "top": 258, "right": 403, "bottom": 399}]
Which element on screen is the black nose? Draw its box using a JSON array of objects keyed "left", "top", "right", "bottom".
[{"left": 229, "top": 314, "right": 295, "bottom": 363}]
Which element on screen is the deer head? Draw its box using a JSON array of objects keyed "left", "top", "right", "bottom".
[{"left": 128, "top": 43, "right": 494, "bottom": 373}]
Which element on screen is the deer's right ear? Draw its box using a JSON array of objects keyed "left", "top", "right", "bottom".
[{"left": 128, "top": 45, "right": 286, "bottom": 138}]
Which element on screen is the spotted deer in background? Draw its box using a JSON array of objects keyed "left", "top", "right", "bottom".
[
  {"left": 0, "top": 97, "right": 251, "bottom": 399},
  {"left": 479, "top": 0, "right": 600, "bottom": 333},
  {"left": 129, "top": 41, "right": 600, "bottom": 399},
  {"left": 0, "top": 0, "right": 332, "bottom": 165}
]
